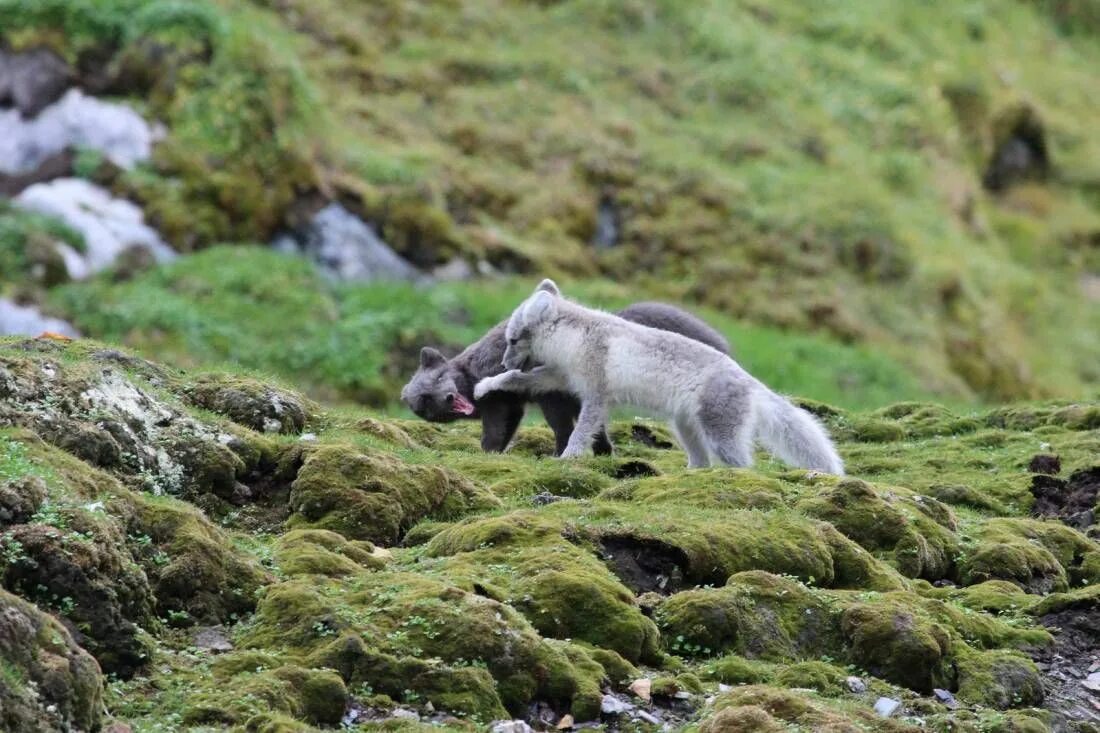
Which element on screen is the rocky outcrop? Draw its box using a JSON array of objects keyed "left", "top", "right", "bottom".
[
  {"left": 0, "top": 299, "right": 80, "bottom": 338},
  {"left": 14, "top": 178, "right": 176, "bottom": 278},
  {"left": 273, "top": 203, "right": 423, "bottom": 282},
  {"left": 0, "top": 47, "right": 72, "bottom": 118},
  {"left": 0, "top": 88, "right": 157, "bottom": 175}
]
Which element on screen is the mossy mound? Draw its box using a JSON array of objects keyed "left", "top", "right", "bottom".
[
  {"left": 797, "top": 478, "right": 960, "bottom": 581},
  {"left": 423, "top": 512, "right": 661, "bottom": 663},
  {"left": 238, "top": 573, "right": 607, "bottom": 720},
  {"left": 182, "top": 374, "right": 317, "bottom": 435},
  {"left": 274, "top": 529, "right": 389, "bottom": 577},
  {"left": 0, "top": 587, "right": 104, "bottom": 733},
  {"left": 959, "top": 518, "right": 1100, "bottom": 593},
  {"left": 0, "top": 339, "right": 278, "bottom": 505},
  {"left": 657, "top": 571, "right": 1047, "bottom": 699},
  {"left": 185, "top": 664, "right": 348, "bottom": 727},
  {"left": 285, "top": 442, "right": 499, "bottom": 544}
]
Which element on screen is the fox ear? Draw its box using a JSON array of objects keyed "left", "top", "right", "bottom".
[
  {"left": 535, "top": 278, "right": 560, "bottom": 297},
  {"left": 419, "top": 347, "right": 446, "bottom": 369},
  {"left": 524, "top": 290, "right": 556, "bottom": 323}
]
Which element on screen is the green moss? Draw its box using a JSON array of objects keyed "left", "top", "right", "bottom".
[
  {"left": 705, "top": 655, "right": 775, "bottom": 686},
  {"left": 773, "top": 661, "right": 847, "bottom": 695},
  {"left": 275, "top": 529, "right": 388, "bottom": 577},
  {"left": 840, "top": 599, "right": 952, "bottom": 693},
  {"left": 797, "top": 478, "right": 959, "bottom": 580},
  {"left": 287, "top": 443, "right": 498, "bottom": 543},
  {"left": 425, "top": 512, "right": 661, "bottom": 663},
  {"left": 959, "top": 517, "right": 1100, "bottom": 593},
  {"left": 0, "top": 587, "right": 104, "bottom": 732},
  {"left": 185, "top": 664, "right": 347, "bottom": 726},
  {"left": 239, "top": 573, "right": 606, "bottom": 718},
  {"left": 182, "top": 374, "right": 316, "bottom": 434},
  {"left": 955, "top": 647, "right": 1044, "bottom": 709}
]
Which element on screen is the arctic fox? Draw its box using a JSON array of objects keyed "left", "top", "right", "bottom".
[
  {"left": 401, "top": 302, "right": 729, "bottom": 455},
  {"left": 474, "top": 280, "right": 844, "bottom": 474}
]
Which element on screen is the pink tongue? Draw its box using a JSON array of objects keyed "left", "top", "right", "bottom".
[{"left": 452, "top": 394, "right": 476, "bottom": 415}]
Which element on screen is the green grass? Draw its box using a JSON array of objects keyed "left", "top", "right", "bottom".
[{"left": 49, "top": 246, "right": 934, "bottom": 410}]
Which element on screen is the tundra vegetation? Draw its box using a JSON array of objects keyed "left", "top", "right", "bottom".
[{"left": 1, "top": 0, "right": 1100, "bottom": 731}]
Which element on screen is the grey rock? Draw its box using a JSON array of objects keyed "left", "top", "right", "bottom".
[
  {"left": 14, "top": 178, "right": 176, "bottom": 277},
  {"left": 0, "top": 299, "right": 80, "bottom": 338},
  {"left": 191, "top": 626, "right": 233, "bottom": 653},
  {"left": 592, "top": 193, "right": 620, "bottom": 249},
  {"left": 933, "top": 688, "right": 958, "bottom": 709},
  {"left": 0, "top": 48, "right": 72, "bottom": 117},
  {"left": 873, "top": 697, "right": 902, "bottom": 718},
  {"left": 0, "top": 89, "right": 157, "bottom": 175},
  {"left": 490, "top": 721, "right": 533, "bottom": 733},
  {"left": 390, "top": 708, "right": 419, "bottom": 722},
  {"left": 601, "top": 694, "right": 634, "bottom": 715},
  {"left": 1084, "top": 671, "right": 1100, "bottom": 692},
  {"left": 279, "top": 203, "right": 422, "bottom": 283},
  {"left": 635, "top": 710, "right": 660, "bottom": 724},
  {"left": 432, "top": 258, "right": 476, "bottom": 281},
  {"left": 846, "top": 676, "right": 867, "bottom": 694}
]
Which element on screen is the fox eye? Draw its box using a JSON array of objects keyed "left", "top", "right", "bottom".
[{"left": 508, "top": 337, "right": 519, "bottom": 346}]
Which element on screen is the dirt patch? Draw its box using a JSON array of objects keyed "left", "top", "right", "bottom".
[
  {"left": 599, "top": 536, "right": 689, "bottom": 595},
  {"left": 612, "top": 460, "right": 661, "bottom": 480},
  {"left": 1029, "top": 453, "right": 1062, "bottom": 475},
  {"left": 1030, "top": 466, "right": 1099, "bottom": 530},
  {"left": 1034, "top": 602, "right": 1100, "bottom": 728},
  {"left": 630, "top": 425, "right": 673, "bottom": 449}
]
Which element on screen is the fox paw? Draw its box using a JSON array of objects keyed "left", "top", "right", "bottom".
[{"left": 473, "top": 376, "right": 499, "bottom": 400}]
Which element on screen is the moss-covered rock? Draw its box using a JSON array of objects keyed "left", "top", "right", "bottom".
[
  {"left": 286, "top": 443, "right": 499, "bottom": 543},
  {"left": 959, "top": 518, "right": 1100, "bottom": 593},
  {"left": 274, "top": 529, "right": 388, "bottom": 577},
  {"left": 798, "top": 478, "right": 959, "bottom": 580},
  {"left": 0, "top": 587, "right": 104, "bottom": 733},
  {"left": 239, "top": 573, "right": 607, "bottom": 719},
  {"left": 955, "top": 647, "right": 1044, "bottom": 709},
  {"left": 425, "top": 512, "right": 661, "bottom": 664},
  {"left": 125, "top": 493, "right": 272, "bottom": 624},
  {"left": 182, "top": 374, "right": 316, "bottom": 435},
  {"left": 185, "top": 664, "right": 348, "bottom": 727}
]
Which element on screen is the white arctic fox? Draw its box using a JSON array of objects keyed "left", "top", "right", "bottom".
[{"left": 474, "top": 280, "right": 844, "bottom": 474}]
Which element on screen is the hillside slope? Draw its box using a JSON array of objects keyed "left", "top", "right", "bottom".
[
  {"left": 1, "top": 0, "right": 1100, "bottom": 403},
  {"left": 0, "top": 337, "right": 1098, "bottom": 731}
]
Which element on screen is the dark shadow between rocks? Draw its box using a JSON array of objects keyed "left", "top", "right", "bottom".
[{"left": 598, "top": 535, "right": 689, "bottom": 595}]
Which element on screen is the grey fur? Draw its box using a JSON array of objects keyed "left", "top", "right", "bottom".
[
  {"left": 401, "top": 300, "right": 729, "bottom": 455},
  {"left": 478, "top": 281, "right": 844, "bottom": 473}
]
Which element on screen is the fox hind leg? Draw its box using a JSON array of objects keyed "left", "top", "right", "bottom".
[
  {"left": 672, "top": 416, "right": 710, "bottom": 468},
  {"left": 698, "top": 373, "right": 755, "bottom": 468}
]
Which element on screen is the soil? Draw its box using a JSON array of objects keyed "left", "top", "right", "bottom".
[
  {"left": 1034, "top": 601, "right": 1100, "bottom": 730},
  {"left": 1031, "top": 466, "right": 1099, "bottom": 531},
  {"left": 598, "top": 536, "right": 689, "bottom": 595}
]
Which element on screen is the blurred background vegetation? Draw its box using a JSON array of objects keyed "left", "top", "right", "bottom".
[{"left": 3, "top": 0, "right": 1100, "bottom": 410}]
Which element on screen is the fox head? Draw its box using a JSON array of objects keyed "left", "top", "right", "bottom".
[
  {"left": 503, "top": 279, "right": 560, "bottom": 370},
  {"left": 400, "top": 347, "right": 476, "bottom": 421}
]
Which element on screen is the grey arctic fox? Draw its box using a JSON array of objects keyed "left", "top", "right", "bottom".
[
  {"left": 474, "top": 280, "right": 844, "bottom": 474},
  {"left": 401, "top": 301, "right": 728, "bottom": 455}
]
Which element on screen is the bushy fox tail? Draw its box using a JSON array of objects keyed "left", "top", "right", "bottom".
[{"left": 753, "top": 389, "right": 845, "bottom": 475}]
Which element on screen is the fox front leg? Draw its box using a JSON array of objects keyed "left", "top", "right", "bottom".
[
  {"left": 474, "top": 366, "right": 561, "bottom": 400},
  {"left": 560, "top": 399, "right": 609, "bottom": 459}
]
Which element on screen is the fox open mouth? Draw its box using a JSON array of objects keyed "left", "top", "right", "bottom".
[{"left": 452, "top": 393, "right": 476, "bottom": 415}]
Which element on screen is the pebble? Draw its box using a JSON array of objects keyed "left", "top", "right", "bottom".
[
  {"left": 629, "top": 678, "right": 652, "bottom": 702},
  {"left": 1084, "top": 672, "right": 1100, "bottom": 693},
  {"left": 635, "top": 710, "right": 660, "bottom": 725},
  {"left": 873, "top": 697, "right": 902, "bottom": 718},
  {"left": 846, "top": 676, "right": 867, "bottom": 694},
  {"left": 933, "top": 688, "right": 958, "bottom": 710},
  {"left": 601, "top": 694, "right": 634, "bottom": 715},
  {"left": 490, "top": 721, "right": 533, "bottom": 733}
]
